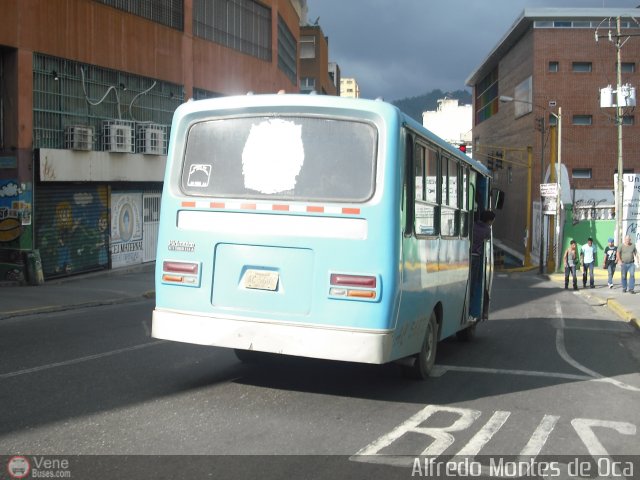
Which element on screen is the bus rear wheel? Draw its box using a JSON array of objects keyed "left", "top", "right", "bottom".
[{"left": 404, "top": 311, "right": 438, "bottom": 380}]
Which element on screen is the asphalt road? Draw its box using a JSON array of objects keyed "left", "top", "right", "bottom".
[{"left": 0, "top": 272, "right": 638, "bottom": 479}]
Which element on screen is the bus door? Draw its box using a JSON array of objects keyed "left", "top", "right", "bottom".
[{"left": 468, "top": 175, "right": 492, "bottom": 321}]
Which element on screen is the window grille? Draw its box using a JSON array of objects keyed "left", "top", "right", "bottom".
[
  {"left": 193, "top": 0, "right": 271, "bottom": 61},
  {"left": 193, "top": 88, "right": 224, "bottom": 100},
  {"left": 278, "top": 15, "right": 297, "bottom": 86},
  {"left": 95, "top": 0, "right": 184, "bottom": 30},
  {"left": 33, "top": 53, "right": 183, "bottom": 150}
]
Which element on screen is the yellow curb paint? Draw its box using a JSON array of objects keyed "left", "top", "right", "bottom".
[{"left": 606, "top": 299, "right": 636, "bottom": 324}]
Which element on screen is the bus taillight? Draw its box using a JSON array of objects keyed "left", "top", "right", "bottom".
[
  {"left": 161, "top": 261, "right": 201, "bottom": 287},
  {"left": 330, "top": 274, "right": 376, "bottom": 288},
  {"left": 329, "top": 273, "right": 377, "bottom": 300},
  {"left": 163, "top": 261, "right": 198, "bottom": 274}
]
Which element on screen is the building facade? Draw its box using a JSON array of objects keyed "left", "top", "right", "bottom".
[
  {"left": 340, "top": 77, "right": 360, "bottom": 98},
  {"left": 299, "top": 24, "right": 339, "bottom": 95},
  {"left": 422, "top": 98, "right": 472, "bottom": 152},
  {"left": 466, "top": 8, "right": 640, "bottom": 268},
  {"left": 0, "top": 0, "right": 303, "bottom": 283}
]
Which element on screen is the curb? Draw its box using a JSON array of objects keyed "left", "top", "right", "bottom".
[
  {"left": 497, "top": 267, "right": 539, "bottom": 274},
  {"left": 0, "top": 294, "right": 151, "bottom": 321},
  {"left": 606, "top": 298, "right": 640, "bottom": 330},
  {"left": 578, "top": 292, "right": 640, "bottom": 331}
]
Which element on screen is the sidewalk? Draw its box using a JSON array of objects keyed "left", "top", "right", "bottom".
[
  {"left": 0, "top": 262, "right": 155, "bottom": 320},
  {"left": 545, "top": 266, "right": 640, "bottom": 330}
]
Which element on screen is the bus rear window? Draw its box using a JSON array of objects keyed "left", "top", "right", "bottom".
[{"left": 181, "top": 116, "right": 377, "bottom": 202}]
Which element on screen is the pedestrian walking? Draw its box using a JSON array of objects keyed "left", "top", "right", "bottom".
[
  {"left": 580, "top": 237, "right": 597, "bottom": 288},
  {"left": 563, "top": 239, "right": 579, "bottom": 290},
  {"left": 603, "top": 237, "right": 617, "bottom": 289},
  {"left": 616, "top": 235, "right": 639, "bottom": 294}
]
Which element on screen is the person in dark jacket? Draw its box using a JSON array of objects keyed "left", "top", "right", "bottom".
[{"left": 470, "top": 210, "right": 495, "bottom": 320}]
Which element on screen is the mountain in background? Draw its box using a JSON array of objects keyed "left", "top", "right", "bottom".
[{"left": 392, "top": 89, "right": 472, "bottom": 123}]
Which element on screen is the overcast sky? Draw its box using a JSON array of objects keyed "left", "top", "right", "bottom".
[{"left": 306, "top": 0, "right": 639, "bottom": 101}]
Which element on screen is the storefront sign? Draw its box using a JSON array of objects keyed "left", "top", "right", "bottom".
[{"left": 111, "top": 192, "right": 143, "bottom": 268}]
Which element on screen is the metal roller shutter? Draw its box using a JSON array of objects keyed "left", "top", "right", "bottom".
[{"left": 34, "top": 184, "right": 109, "bottom": 279}]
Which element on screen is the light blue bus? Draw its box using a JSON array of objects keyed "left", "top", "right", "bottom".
[{"left": 152, "top": 93, "right": 498, "bottom": 379}]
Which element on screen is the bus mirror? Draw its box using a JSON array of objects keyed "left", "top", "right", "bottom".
[{"left": 493, "top": 189, "right": 505, "bottom": 209}]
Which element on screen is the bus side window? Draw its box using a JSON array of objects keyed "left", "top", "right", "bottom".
[
  {"left": 441, "top": 155, "right": 459, "bottom": 237},
  {"left": 415, "top": 143, "right": 438, "bottom": 236}
]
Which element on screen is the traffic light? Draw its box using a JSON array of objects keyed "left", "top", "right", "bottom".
[{"left": 458, "top": 144, "right": 467, "bottom": 153}]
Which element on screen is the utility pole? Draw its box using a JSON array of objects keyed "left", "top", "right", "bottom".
[
  {"left": 537, "top": 117, "right": 545, "bottom": 274},
  {"left": 596, "top": 16, "right": 640, "bottom": 245},
  {"left": 615, "top": 16, "right": 623, "bottom": 245},
  {"left": 555, "top": 107, "right": 562, "bottom": 271}
]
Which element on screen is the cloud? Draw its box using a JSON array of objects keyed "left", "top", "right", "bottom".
[{"left": 308, "top": 0, "right": 639, "bottom": 100}]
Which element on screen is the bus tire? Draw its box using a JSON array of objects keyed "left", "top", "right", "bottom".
[{"left": 404, "top": 311, "right": 438, "bottom": 380}]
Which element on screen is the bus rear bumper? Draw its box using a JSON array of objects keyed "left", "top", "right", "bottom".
[{"left": 152, "top": 309, "right": 395, "bottom": 364}]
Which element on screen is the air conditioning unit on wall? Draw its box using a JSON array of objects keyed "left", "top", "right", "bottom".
[
  {"left": 102, "top": 121, "right": 134, "bottom": 153},
  {"left": 137, "top": 124, "right": 167, "bottom": 155},
  {"left": 144, "top": 127, "right": 165, "bottom": 155},
  {"left": 64, "top": 126, "right": 94, "bottom": 151}
]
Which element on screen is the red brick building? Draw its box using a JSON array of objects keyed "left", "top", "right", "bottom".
[{"left": 467, "top": 8, "right": 640, "bottom": 267}]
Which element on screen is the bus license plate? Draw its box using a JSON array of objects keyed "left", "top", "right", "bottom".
[{"left": 243, "top": 270, "right": 279, "bottom": 291}]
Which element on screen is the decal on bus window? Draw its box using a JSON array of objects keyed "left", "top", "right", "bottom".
[
  {"left": 187, "top": 164, "right": 212, "bottom": 188},
  {"left": 241, "top": 119, "right": 304, "bottom": 194}
]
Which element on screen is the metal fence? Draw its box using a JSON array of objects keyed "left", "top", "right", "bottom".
[
  {"left": 95, "top": 0, "right": 184, "bottom": 30},
  {"left": 33, "top": 53, "right": 183, "bottom": 150}
]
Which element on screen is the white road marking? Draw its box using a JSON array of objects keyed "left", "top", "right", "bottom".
[
  {"left": 572, "top": 418, "right": 637, "bottom": 456},
  {"left": 353, "top": 405, "right": 481, "bottom": 466},
  {"left": 352, "top": 405, "right": 639, "bottom": 474},
  {"left": 0, "top": 341, "right": 165, "bottom": 380},
  {"left": 438, "top": 364, "right": 591, "bottom": 381},
  {"left": 520, "top": 414, "right": 560, "bottom": 456},
  {"left": 554, "top": 300, "right": 640, "bottom": 392},
  {"left": 572, "top": 418, "right": 637, "bottom": 479},
  {"left": 455, "top": 410, "right": 511, "bottom": 456}
]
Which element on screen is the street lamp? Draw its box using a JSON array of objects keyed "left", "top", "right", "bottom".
[{"left": 499, "top": 95, "right": 561, "bottom": 274}]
